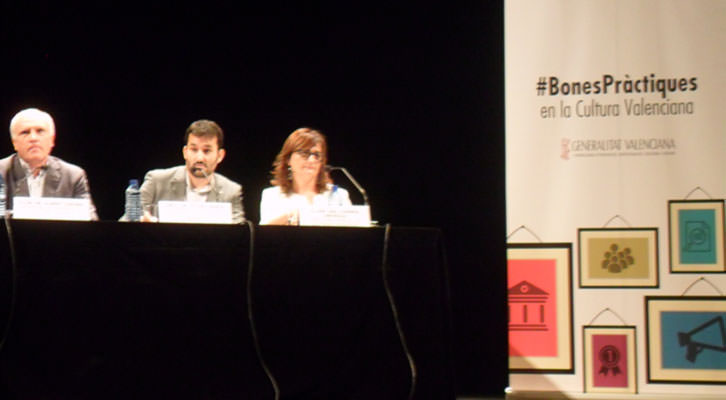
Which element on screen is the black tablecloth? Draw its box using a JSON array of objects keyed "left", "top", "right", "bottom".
[{"left": 0, "top": 220, "right": 453, "bottom": 399}]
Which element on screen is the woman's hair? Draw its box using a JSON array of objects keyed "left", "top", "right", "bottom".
[{"left": 270, "top": 127, "right": 331, "bottom": 194}]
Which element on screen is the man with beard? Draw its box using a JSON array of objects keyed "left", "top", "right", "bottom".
[{"left": 137, "top": 119, "right": 244, "bottom": 223}]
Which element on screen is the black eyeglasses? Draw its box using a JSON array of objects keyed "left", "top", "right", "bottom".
[{"left": 294, "top": 149, "right": 323, "bottom": 161}]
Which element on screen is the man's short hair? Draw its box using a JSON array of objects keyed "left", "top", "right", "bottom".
[
  {"left": 184, "top": 119, "right": 224, "bottom": 148},
  {"left": 9, "top": 108, "right": 56, "bottom": 138}
]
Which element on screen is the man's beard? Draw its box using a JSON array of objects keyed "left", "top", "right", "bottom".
[{"left": 190, "top": 164, "right": 209, "bottom": 178}]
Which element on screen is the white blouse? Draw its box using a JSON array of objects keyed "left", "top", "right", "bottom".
[{"left": 259, "top": 184, "right": 352, "bottom": 224}]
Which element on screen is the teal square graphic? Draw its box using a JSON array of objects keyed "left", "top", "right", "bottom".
[
  {"left": 679, "top": 209, "right": 717, "bottom": 264},
  {"left": 661, "top": 311, "right": 726, "bottom": 370}
]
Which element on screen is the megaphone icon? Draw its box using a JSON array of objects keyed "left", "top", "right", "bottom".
[{"left": 677, "top": 316, "right": 726, "bottom": 362}]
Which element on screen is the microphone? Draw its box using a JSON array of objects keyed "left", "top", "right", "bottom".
[{"left": 326, "top": 165, "right": 369, "bottom": 205}]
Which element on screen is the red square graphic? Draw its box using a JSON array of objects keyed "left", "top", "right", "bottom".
[{"left": 508, "top": 259, "right": 557, "bottom": 357}]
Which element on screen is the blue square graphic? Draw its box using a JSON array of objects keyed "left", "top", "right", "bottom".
[
  {"left": 679, "top": 209, "right": 717, "bottom": 264},
  {"left": 661, "top": 311, "right": 726, "bottom": 369}
]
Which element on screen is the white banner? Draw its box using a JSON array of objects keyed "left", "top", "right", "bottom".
[{"left": 506, "top": 0, "right": 726, "bottom": 395}]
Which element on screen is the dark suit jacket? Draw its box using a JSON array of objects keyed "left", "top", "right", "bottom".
[
  {"left": 139, "top": 165, "right": 245, "bottom": 224},
  {"left": 0, "top": 154, "right": 98, "bottom": 220}
]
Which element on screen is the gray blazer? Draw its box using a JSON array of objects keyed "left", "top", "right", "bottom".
[
  {"left": 139, "top": 165, "right": 245, "bottom": 224},
  {"left": 0, "top": 154, "right": 98, "bottom": 220}
]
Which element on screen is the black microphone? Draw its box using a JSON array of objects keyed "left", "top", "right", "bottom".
[{"left": 326, "top": 165, "right": 369, "bottom": 206}]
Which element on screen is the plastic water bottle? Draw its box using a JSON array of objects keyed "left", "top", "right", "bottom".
[
  {"left": 125, "top": 179, "right": 141, "bottom": 222},
  {"left": 0, "top": 173, "right": 6, "bottom": 217}
]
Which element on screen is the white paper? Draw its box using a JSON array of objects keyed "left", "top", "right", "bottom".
[
  {"left": 157, "top": 201, "right": 232, "bottom": 224},
  {"left": 298, "top": 205, "right": 371, "bottom": 227},
  {"left": 12, "top": 197, "right": 92, "bottom": 221}
]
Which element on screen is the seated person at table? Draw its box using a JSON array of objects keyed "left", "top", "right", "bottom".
[
  {"left": 260, "top": 127, "right": 350, "bottom": 225},
  {"left": 0, "top": 108, "right": 98, "bottom": 220},
  {"left": 136, "top": 119, "right": 244, "bottom": 223}
]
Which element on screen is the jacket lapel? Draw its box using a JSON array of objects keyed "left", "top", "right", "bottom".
[
  {"left": 42, "top": 157, "right": 61, "bottom": 197},
  {"left": 10, "top": 156, "right": 29, "bottom": 197},
  {"left": 169, "top": 167, "right": 187, "bottom": 200},
  {"left": 208, "top": 174, "right": 221, "bottom": 202}
]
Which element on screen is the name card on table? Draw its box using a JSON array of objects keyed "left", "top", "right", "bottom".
[
  {"left": 157, "top": 201, "right": 233, "bottom": 224},
  {"left": 298, "top": 205, "right": 372, "bottom": 227},
  {"left": 12, "top": 197, "right": 92, "bottom": 221}
]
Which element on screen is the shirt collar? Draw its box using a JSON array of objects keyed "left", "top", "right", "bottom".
[
  {"left": 17, "top": 156, "right": 48, "bottom": 178},
  {"left": 185, "top": 170, "right": 214, "bottom": 194}
]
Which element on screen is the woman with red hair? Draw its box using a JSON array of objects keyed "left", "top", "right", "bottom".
[{"left": 260, "top": 127, "right": 351, "bottom": 225}]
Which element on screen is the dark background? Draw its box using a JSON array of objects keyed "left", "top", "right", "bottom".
[{"left": 1, "top": 2, "right": 506, "bottom": 397}]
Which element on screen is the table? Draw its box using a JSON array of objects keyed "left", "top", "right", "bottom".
[{"left": 0, "top": 220, "right": 453, "bottom": 399}]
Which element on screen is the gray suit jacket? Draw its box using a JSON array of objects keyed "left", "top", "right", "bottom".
[
  {"left": 0, "top": 154, "right": 98, "bottom": 220},
  {"left": 139, "top": 165, "right": 245, "bottom": 224}
]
